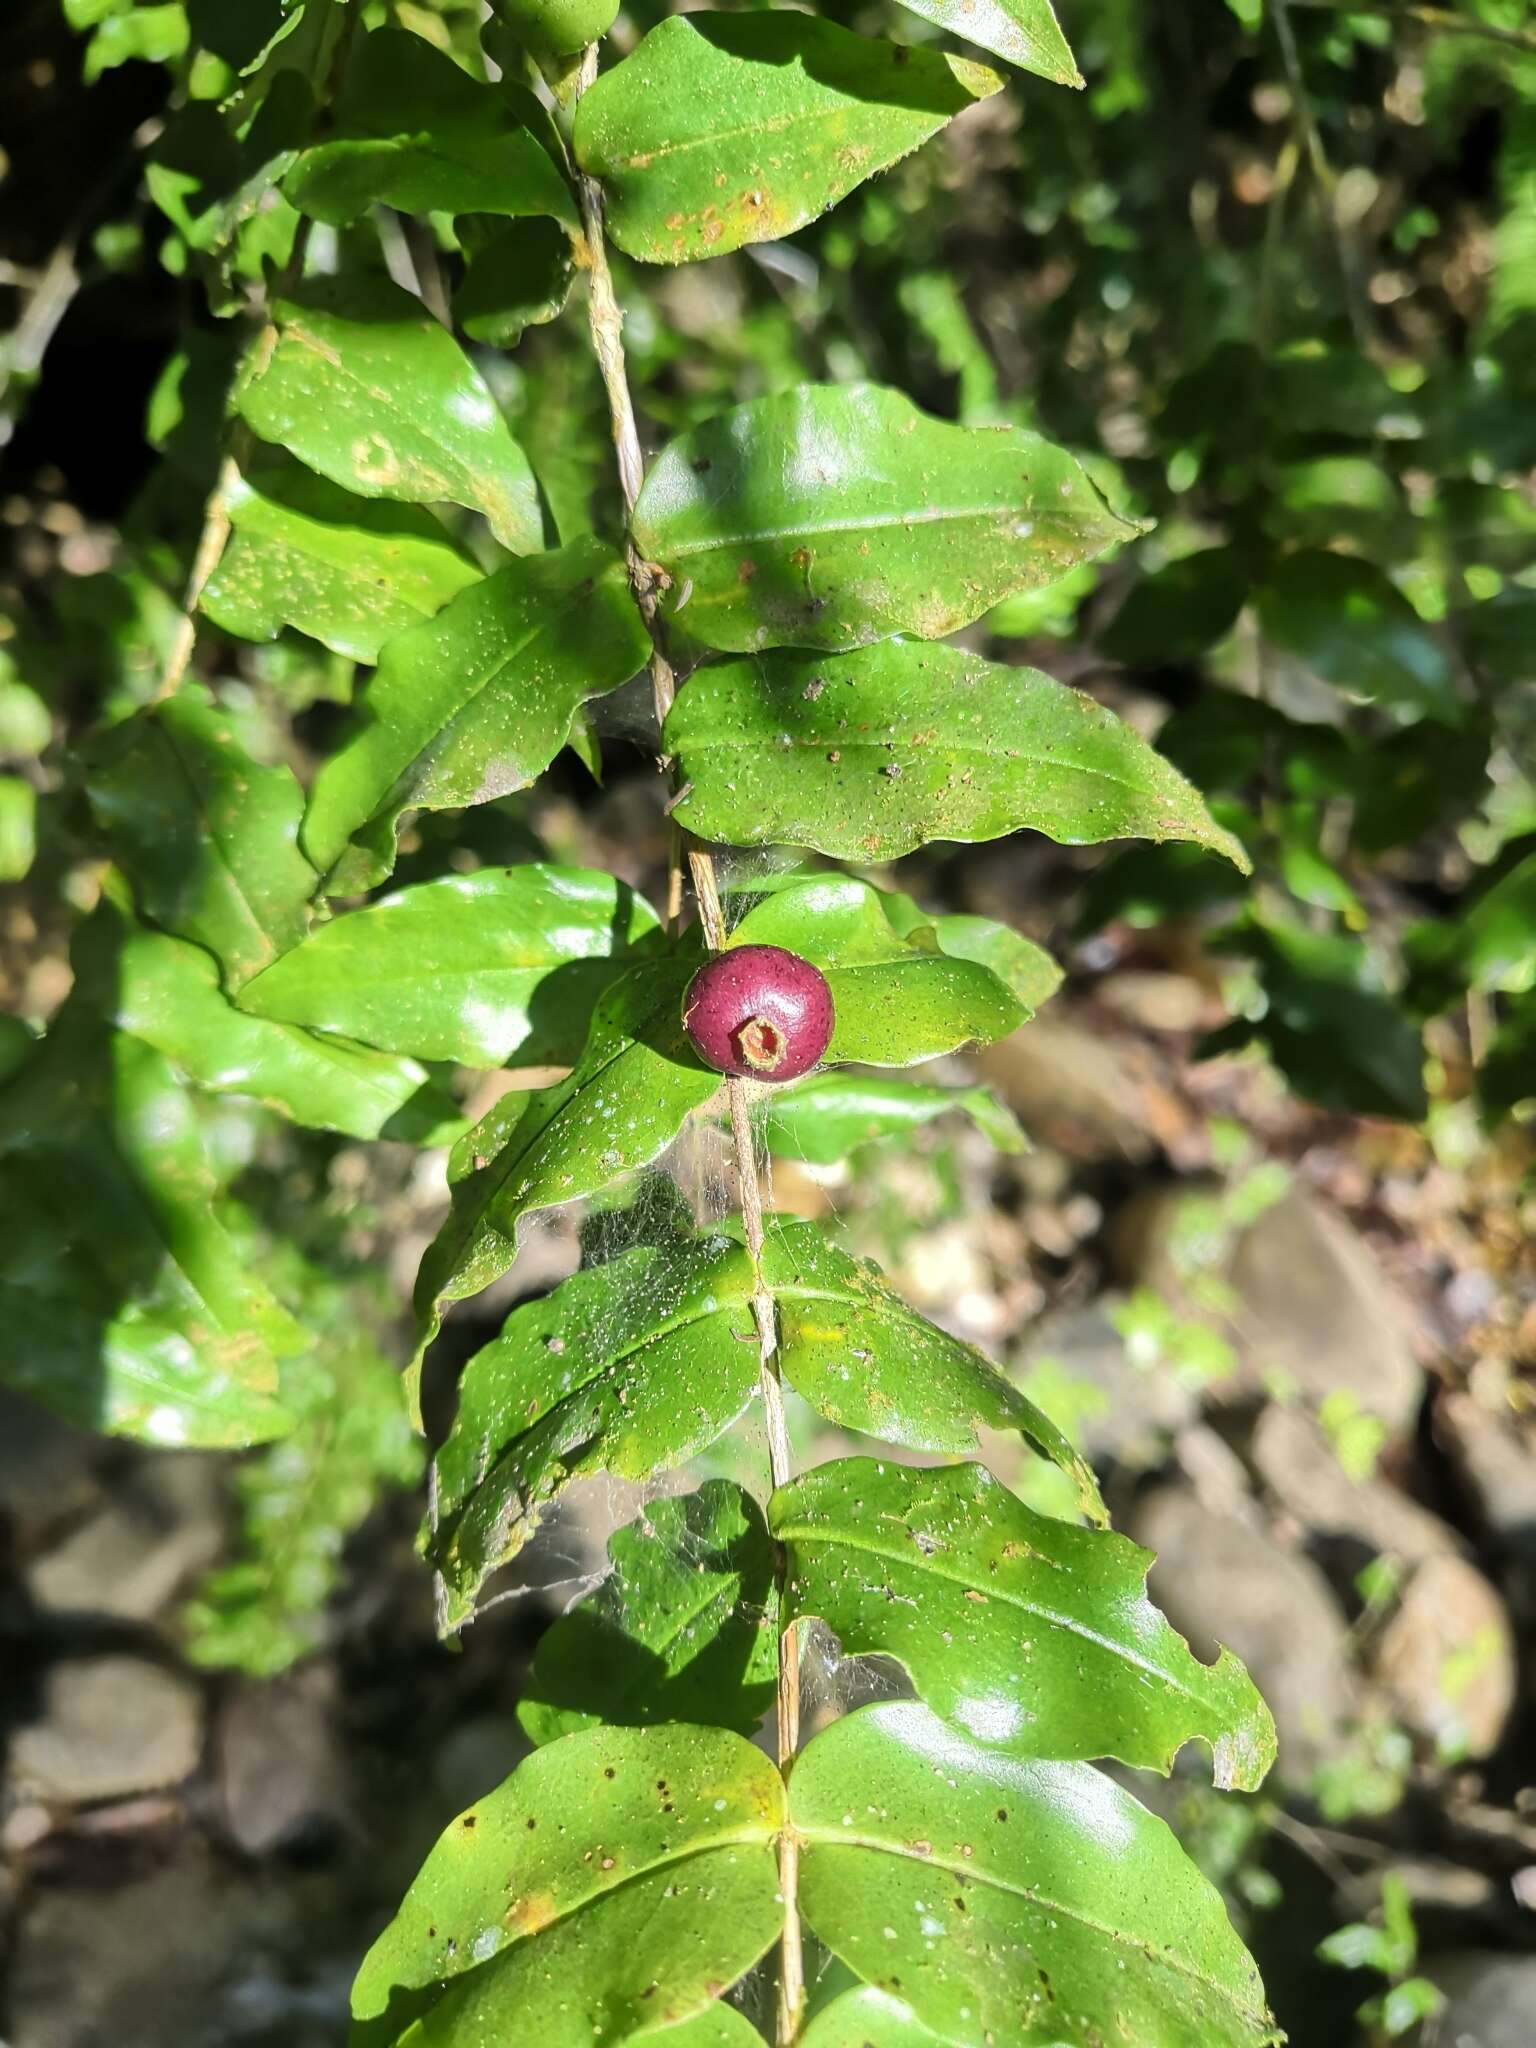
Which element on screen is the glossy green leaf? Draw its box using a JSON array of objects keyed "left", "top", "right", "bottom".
[
  {"left": 85, "top": 687, "right": 316, "bottom": 991},
  {"left": 774, "top": 1458, "right": 1276, "bottom": 1788},
  {"left": 350, "top": 1723, "right": 784, "bottom": 2048},
  {"left": 302, "top": 539, "right": 650, "bottom": 890},
  {"left": 666, "top": 643, "right": 1250, "bottom": 869},
  {"left": 891, "top": 0, "right": 1079, "bottom": 81},
  {"left": 285, "top": 28, "right": 577, "bottom": 229},
  {"left": 633, "top": 385, "right": 1135, "bottom": 653},
  {"left": 0, "top": 776, "right": 36, "bottom": 881},
  {"left": 1100, "top": 546, "right": 1249, "bottom": 667},
  {"left": 518, "top": 1482, "right": 778, "bottom": 1744},
  {"left": 756, "top": 1072, "right": 1024, "bottom": 1165},
  {"left": 236, "top": 277, "right": 542, "bottom": 554},
  {"left": 429, "top": 1232, "right": 763, "bottom": 1630},
  {"left": 729, "top": 878, "right": 1027, "bottom": 1067},
  {"left": 239, "top": 864, "right": 661, "bottom": 1069},
  {"left": 801, "top": 1987, "right": 947, "bottom": 2048},
  {"left": 85, "top": 910, "right": 462, "bottom": 1143},
  {"left": 458, "top": 217, "right": 576, "bottom": 347},
  {"left": 430, "top": 1218, "right": 1100, "bottom": 1625},
  {"left": 1223, "top": 913, "right": 1428, "bottom": 1121},
  {"left": 0, "top": 1015, "right": 298, "bottom": 1448},
  {"left": 880, "top": 896, "right": 1064, "bottom": 1014},
  {"left": 200, "top": 460, "right": 483, "bottom": 662},
  {"left": 1257, "top": 551, "right": 1461, "bottom": 726},
  {"left": 1407, "top": 849, "right": 1536, "bottom": 1002},
  {"left": 412, "top": 962, "right": 719, "bottom": 1365},
  {"left": 792, "top": 1704, "right": 1281, "bottom": 2048},
  {"left": 769, "top": 1229, "right": 1102, "bottom": 1518},
  {"left": 574, "top": 17, "right": 1001, "bottom": 266}
]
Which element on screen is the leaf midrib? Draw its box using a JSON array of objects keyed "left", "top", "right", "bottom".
[
  {"left": 775, "top": 1516, "right": 1220, "bottom": 1715},
  {"left": 801, "top": 1830, "right": 1273, "bottom": 2031},
  {"left": 647, "top": 496, "right": 1099, "bottom": 562}
]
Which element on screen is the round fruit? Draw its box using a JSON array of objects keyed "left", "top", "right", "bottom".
[
  {"left": 682, "top": 945, "right": 834, "bottom": 1083},
  {"left": 493, "top": 0, "right": 618, "bottom": 59}
]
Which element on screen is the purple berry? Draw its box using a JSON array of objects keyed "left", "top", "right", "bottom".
[{"left": 682, "top": 945, "right": 835, "bottom": 1082}]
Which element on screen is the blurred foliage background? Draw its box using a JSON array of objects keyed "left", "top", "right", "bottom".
[{"left": 0, "top": 1, "right": 1533, "bottom": 2044}]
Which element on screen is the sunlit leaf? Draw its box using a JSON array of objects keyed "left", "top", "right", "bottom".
[
  {"left": 201, "top": 459, "right": 482, "bottom": 662},
  {"left": 792, "top": 1704, "right": 1282, "bottom": 2048},
  {"left": 239, "top": 864, "right": 661, "bottom": 1068},
  {"left": 411, "top": 961, "right": 718, "bottom": 1373},
  {"left": 634, "top": 385, "right": 1134, "bottom": 652},
  {"left": 666, "top": 642, "right": 1250, "bottom": 868},
  {"left": 350, "top": 1723, "right": 784, "bottom": 2048},
  {"left": 236, "top": 276, "right": 543, "bottom": 554},
  {"left": 755, "top": 1072, "right": 1025, "bottom": 1165},
  {"left": 575, "top": 17, "right": 1001, "bottom": 266},
  {"left": 430, "top": 1217, "right": 1102, "bottom": 1626},
  {"left": 301, "top": 538, "right": 649, "bottom": 890},
  {"left": 889, "top": 0, "right": 1079, "bottom": 82},
  {"left": 774, "top": 1457, "right": 1276, "bottom": 1787},
  {"left": 80, "top": 905, "right": 463, "bottom": 1143},
  {"left": 285, "top": 27, "right": 577, "bottom": 228},
  {"left": 729, "top": 877, "right": 1027, "bottom": 1067}
]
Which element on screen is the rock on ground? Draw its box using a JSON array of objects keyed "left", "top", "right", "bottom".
[
  {"left": 1427, "top": 1952, "right": 1536, "bottom": 2048},
  {"left": 1130, "top": 1486, "right": 1359, "bottom": 1780},
  {"left": 10, "top": 1655, "right": 203, "bottom": 1803}
]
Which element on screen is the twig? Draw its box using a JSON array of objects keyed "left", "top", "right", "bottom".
[
  {"left": 570, "top": 46, "right": 806, "bottom": 2040},
  {"left": 151, "top": 0, "right": 361, "bottom": 704},
  {"left": 1270, "top": 0, "right": 1376, "bottom": 356}
]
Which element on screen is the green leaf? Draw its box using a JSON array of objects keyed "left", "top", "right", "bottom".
[
  {"left": 430, "top": 1218, "right": 1101, "bottom": 1626},
  {"left": 0, "top": 1015, "right": 298, "bottom": 1449},
  {"left": 302, "top": 538, "right": 650, "bottom": 890},
  {"left": 574, "top": 16, "right": 1002, "bottom": 266},
  {"left": 1257, "top": 551, "right": 1462, "bottom": 726},
  {"left": 773, "top": 1457, "right": 1276, "bottom": 1789},
  {"left": 411, "top": 962, "right": 718, "bottom": 1364},
  {"left": 429, "top": 1232, "right": 763, "bottom": 1631},
  {"left": 239, "top": 864, "right": 661, "bottom": 1068},
  {"left": 184, "top": 1274, "right": 423, "bottom": 1676},
  {"left": 890, "top": 0, "right": 1079, "bottom": 81},
  {"left": 0, "top": 776, "right": 37, "bottom": 882},
  {"left": 1479, "top": 991, "right": 1536, "bottom": 1123},
  {"left": 350, "top": 1723, "right": 784, "bottom": 2048},
  {"left": 1225, "top": 913, "right": 1428, "bottom": 1121},
  {"left": 85, "top": 687, "right": 317, "bottom": 991},
  {"left": 458, "top": 217, "right": 576, "bottom": 346},
  {"left": 801, "top": 1987, "right": 947, "bottom": 2048},
  {"left": 755, "top": 1072, "right": 1025, "bottom": 1166},
  {"left": 769, "top": 1229, "right": 1102, "bottom": 1517},
  {"left": 285, "top": 27, "right": 577, "bottom": 228},
  {"left": 1406, "top": 849, "right": 1536, "bottom": 1003},
  {"left": 517, "top": 1482, "right": 778, "bottom": 1744},
  {"left": 235, "top": 277, "right": 543, "bottom": 554},
  {"left": 201, "top": 459, "right": 483, "bottom": 662},
  {"left": 1101, "top": 546, "right": 1249, "bottom": 667},
  {"left": 728, "top": 877, "right": 1027, "bottom": 1067},
  {"left": 666, "top": 643, "right": 1250, "bottom": 869},
  {"left": 792, "top": 1704, "right": 1281, "bottom": 2048},
  {"left": 82, "top": 908, "right": 463, "bottom": 1143},
  {"left": 880, "top": 897, "right": 1064, "bottom": 1014},
  {"left": 632, "top": 385, "right": 1134, "bottom": 653}
]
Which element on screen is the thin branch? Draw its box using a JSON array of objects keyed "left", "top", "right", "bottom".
[
  {"left": 1270, "top": 0, "right": 1376, "bottom": 355},
  {"left": 570, "top": 45, "right": 805, "bottom": 2040}
]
